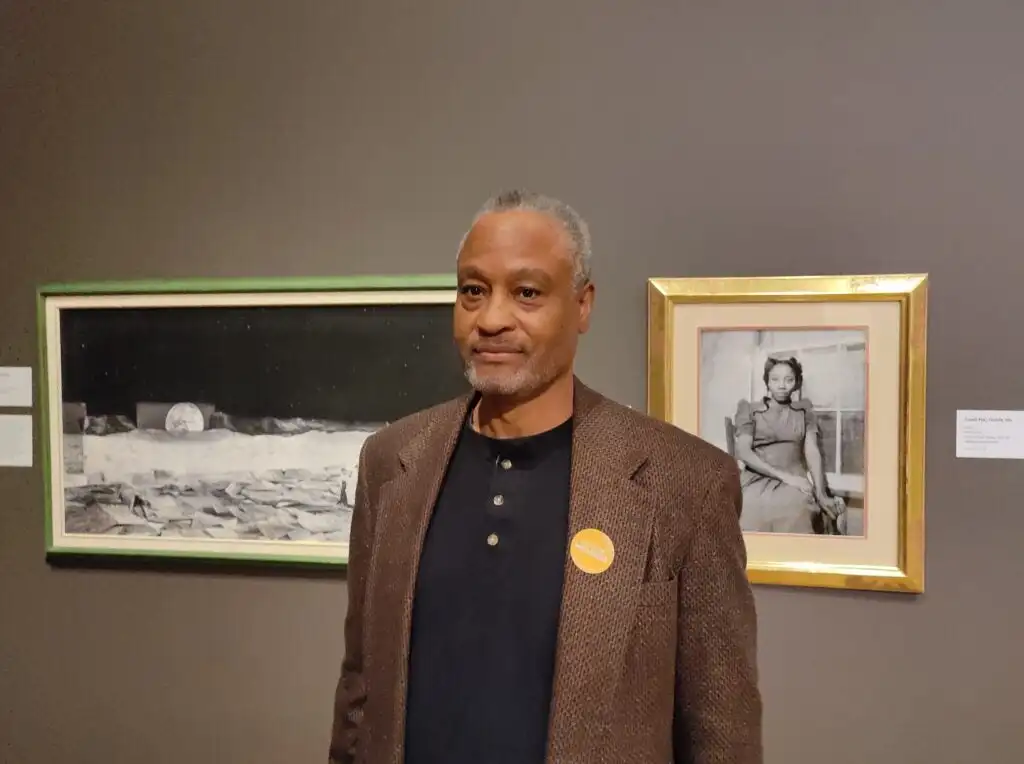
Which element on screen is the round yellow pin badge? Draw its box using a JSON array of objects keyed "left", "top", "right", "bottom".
[{"left": 570, "top": 528, "right": 615, "bottom": 574}]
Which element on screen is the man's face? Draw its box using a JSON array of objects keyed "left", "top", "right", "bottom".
[{"left": 454, "top": 209, "right": 594, "bottom": 397}]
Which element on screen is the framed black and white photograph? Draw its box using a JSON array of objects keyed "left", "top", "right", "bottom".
[
  {"left": 647, "top": 274, "right": 928, "bottom": 593},
  {"left": 698, "top": 328, "right": 866, "bottom": 538},
  {"left": 38, "top": 275, "right": 467, "bottom": 566}
]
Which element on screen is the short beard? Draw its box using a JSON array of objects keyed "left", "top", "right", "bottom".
[{"left": 464, "top": 357, "right": 556, "bottom": 398}]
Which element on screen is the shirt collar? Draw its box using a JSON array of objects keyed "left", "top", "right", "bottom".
[{"left": 460, "top": 401, "right": 573, "bottom": 468}]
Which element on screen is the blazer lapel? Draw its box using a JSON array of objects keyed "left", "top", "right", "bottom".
[
  {"left": 364, "top": 392, "right": 473, "bottom": 764},
  {"left": 545, "top": 380, "right": 654, "bottom": 763}
]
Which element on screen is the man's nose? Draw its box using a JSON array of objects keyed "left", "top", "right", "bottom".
[{"left": 476, "top": 295, "right": 515, "bottom": 334}]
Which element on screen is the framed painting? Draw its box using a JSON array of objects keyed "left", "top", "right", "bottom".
[
  {"left": 37, "top": 275, "right": 468, "bottom": 567},
  {"left": 647, "top": 274, "right": 927, "bottom": 593}
]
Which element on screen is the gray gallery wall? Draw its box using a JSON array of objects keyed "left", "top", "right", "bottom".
[{"left": 2, "top": 2, "right": 1022, "bottom": 762}]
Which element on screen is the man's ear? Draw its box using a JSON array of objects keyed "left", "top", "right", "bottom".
[{"left": 577, "top": 282, "right": 595, "bottom": 333}]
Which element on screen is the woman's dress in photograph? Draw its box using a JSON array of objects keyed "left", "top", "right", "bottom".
[{"left": 734, "top": 397, "right": 820, "bottom": 534}]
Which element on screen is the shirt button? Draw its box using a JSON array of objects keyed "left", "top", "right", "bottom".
[
  {"left": 500, "top": 458, "right": 512, "bottom": 470},
  {"left": 493, "top": 494, "right": 504, "bottom": 506},
  {"left": 487, "top": 533, "right": 499, "bottom": 546}
]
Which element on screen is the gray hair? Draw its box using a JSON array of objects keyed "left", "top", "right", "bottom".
[{"left": 458, "top": 189, "right": 592, "bottom": 289}]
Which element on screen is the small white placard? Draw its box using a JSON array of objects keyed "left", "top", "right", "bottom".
[
  {"left": 0, "top": 414, "right": 33, "bottom": 467},
  {"left": 0, "top": 367, "right": 32, "bottom": 407},
  {"left": 956, "top": 410, "right": 1024, "bottom": 459}
]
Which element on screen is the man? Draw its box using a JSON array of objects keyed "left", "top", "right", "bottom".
[{"left": 329, "top": 190, "right": 762, "bottom": 764}]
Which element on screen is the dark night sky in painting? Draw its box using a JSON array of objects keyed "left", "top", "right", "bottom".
[{"left": 59, "top": 302, "right": 470, "bottom": 423}]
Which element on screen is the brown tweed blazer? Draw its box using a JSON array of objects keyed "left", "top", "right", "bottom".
[{"left": 329, "top": 377, "right": 762, "bottom": 764}]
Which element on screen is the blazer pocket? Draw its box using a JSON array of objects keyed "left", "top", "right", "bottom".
[{"left": 636, "top": 578, "right": 678, "bottom": 609}]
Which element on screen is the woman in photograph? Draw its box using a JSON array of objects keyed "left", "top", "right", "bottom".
[{"left": 732, "top": 357, "right": 845, "bottom": 534}]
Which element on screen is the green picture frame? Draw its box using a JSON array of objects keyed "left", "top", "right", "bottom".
[{"left": 38, "top": 274, "right": 463, "bottom": 567}]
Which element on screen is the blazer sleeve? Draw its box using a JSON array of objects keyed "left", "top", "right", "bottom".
[
  {"left": 329, "top": 440, "right": 375, "bottom": 764},
  {"left": 673, "top": 459, "right": 763, "bottom": 764}
]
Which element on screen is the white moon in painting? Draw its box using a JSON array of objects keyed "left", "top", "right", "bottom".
[{"left": 165, "top": 402, "right": 205, "bottom": 433}]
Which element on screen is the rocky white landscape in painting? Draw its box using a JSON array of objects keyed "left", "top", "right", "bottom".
[
  {"left": 62, "top": 415, "right": 373, "bottom": 545},
  {"left": 52, "top": 298, "right": 468, "bottom": 555}
]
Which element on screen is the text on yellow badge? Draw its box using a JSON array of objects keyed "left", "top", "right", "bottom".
[{"left": 570, "top": 528, "right": 615, "bottom": 574}]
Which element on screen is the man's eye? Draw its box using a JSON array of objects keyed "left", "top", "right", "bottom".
[
  {"left": 460, "top": 285, "right": 483, "bottom": 296},
  {"left": 519, "top": 288, "right": 539, "bottom": 299}
]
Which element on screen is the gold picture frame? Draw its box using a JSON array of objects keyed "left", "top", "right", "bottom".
[{"left": 647, "top": 274, "right": 927, "bottom": 593}]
